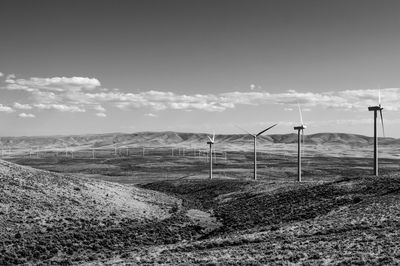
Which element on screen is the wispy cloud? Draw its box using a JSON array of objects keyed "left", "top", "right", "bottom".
[
  {"left": 93, "top": 105, "right": 106, "bottom": 112},
  {"left": 95, "top": 112, "right": 106, "bottom": 117},
  {"left": 0, "top": 72, "right": 3, "bottom": 77},
  {"left": 13, "top": 102, "right": 32, "bottom": 110},
  {"left": 144, "top": 113, "right": 157, "bottom": 117},
  {"left": 34, "top": 104, "right": 85, "bottom": 112},
  {"left": 18, "top": 113, "right": 35, "bottom": 118},
  {"left": 5, "top": 74, "right": 16, "bottom": 83}
]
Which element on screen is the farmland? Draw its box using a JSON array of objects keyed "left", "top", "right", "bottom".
[{"left": 5, "top": 148, "right": 400, "bottom": 185}]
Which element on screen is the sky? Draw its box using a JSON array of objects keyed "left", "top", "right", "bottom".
[{"left": 1, "top": 0, "right": 400, "bottom": 137}]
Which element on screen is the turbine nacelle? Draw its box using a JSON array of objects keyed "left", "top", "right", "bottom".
[
  {"left": 235, "top": 123, "right": 277, "bottom": 180},
  {"left": 235, "top": 124, "right": 277, "bottom": 137},
  {"left": 294, "top": 125, "right": 307, "bottom": 130},
  {"left": 206, "top": 133, "right": 215, "bottom": 144},
  {"left": 368, "top": 106, "right": 383, "bottom": 111}
]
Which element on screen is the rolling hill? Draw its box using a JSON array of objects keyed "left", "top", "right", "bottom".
[{"left": 0, "top": 131, "right": 398, "bottom": 150}]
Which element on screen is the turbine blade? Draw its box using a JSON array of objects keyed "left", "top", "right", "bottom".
[
  {"left": 212, "top": 131, "right": 215, "bottom": 142},
  {"left": 298, "top": 103, "right": 304, "bottom": 125},
  {"left": 256, "top": 123, "right": 278, "bottom": 136},
  {"left": 235, "top": 125, "right": 255, "bottom": 137},
  {"left": 380, "top": 110, "right": 385, "bottom": 137},
  {"left": 378, "top": 86, "right": 381, "bottom": 105}
]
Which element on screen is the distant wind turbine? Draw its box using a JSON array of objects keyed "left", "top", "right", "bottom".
[
  {"left": 206, "top": 132, "right": 215, "bottom": 179},
  {"left": 368, "top": 88, "right": 385, "bottom": 176},
  {"left": 236, "top": 124, "right": 278, "bottom": 180},
  {"left": 294, "top": 104, "right": 307, "bottom": 182}
]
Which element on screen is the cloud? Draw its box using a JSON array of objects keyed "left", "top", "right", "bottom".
[
  {"left": 93, "top": 105, "right": 106, "bottom": 112},
  {"left": 18, "top": 113, "right": 35, "bottom": 118},
  {"left": 0, "top": 72, "right": 3, "bottom": 77},
  {"left": 34, "top": 76, "right": 100, "bottom": 89},
  {"left": 0, "top": 104, "right": 14, "bottom": 113},
  {"left": 5, "top": 83, "right": 35, "bottom": 91},
  {"left": 87, "top": 90, "right": 228, "bottom": 112},
  {"left": 5, "top": 74, "right": 16, "bottom": 83},
  {"left": 95, "top": 112, "right": 107, "bottom": 117},
  {"left": 144, "top": 113, "right": 157, "bottom": 117},
  {"left": 2, "top": 74, "right": 400, "bottom": 114},
  {"left": 34, "top": 104, "right": 85, "bottom": 112},
  {"left": 13, "top": 102, "right": 32, "bottom": 110},
  {"left": 4, "top": 76, "right": 101, "bottom": 92},
  {"left": 97, "top": 88, "right": 391, "bottom": 113}
]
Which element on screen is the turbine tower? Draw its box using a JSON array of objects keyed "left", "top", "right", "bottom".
[
  {"left": 237, "top": 124, "right": 277, "bottom": 180},
  {"left": 294, "top": 104, "right": 306, "bottom": 182},
  {"left": 368, "top": 89, "right": 385, "bottom": 176},
  {"left": 206, "top": 132, "right": 215, "bottom": 179}
]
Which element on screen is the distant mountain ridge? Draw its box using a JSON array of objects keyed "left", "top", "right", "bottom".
[{"left": 0, "top": 132, "right": 397, "bottom": 150}]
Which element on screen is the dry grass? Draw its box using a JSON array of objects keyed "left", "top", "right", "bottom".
[{"left": 95, "top": 173, "right": 400, "bottom": 265}]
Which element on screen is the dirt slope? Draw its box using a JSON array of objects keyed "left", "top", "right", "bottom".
[{"left": 0, "top": 160, "right": 182, "bottom": 264}]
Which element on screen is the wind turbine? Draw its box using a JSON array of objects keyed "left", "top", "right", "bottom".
[
  {"left": 293, "top": 104, "right": 306, "bottom": 182},
  {"left": 368, "top": 88, "right": 385, "bottom": 176},
  {"left": 236, "top": 124, "right": 278, "bottom": 180},
  {"left": 206, "top": 132, "right": 215, "bottom": 179}
]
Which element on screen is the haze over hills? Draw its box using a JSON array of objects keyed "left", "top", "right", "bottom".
[{"left": 0, "top": 132, "right": 397, "bottom": 150}]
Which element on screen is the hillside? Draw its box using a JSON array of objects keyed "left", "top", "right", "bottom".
[
  {"left": 101, "top": 173, "right": 400, "bottom": 265},
  {"left": 0, "top": 160, "right": 190, "bottom": 264}
]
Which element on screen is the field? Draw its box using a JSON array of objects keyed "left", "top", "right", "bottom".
[
  {"left": 5, "top": 147, "right": 400, "bottom": 184},
  {"left": 2, "top": 132, "right": 400, "bottom": 265}
]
